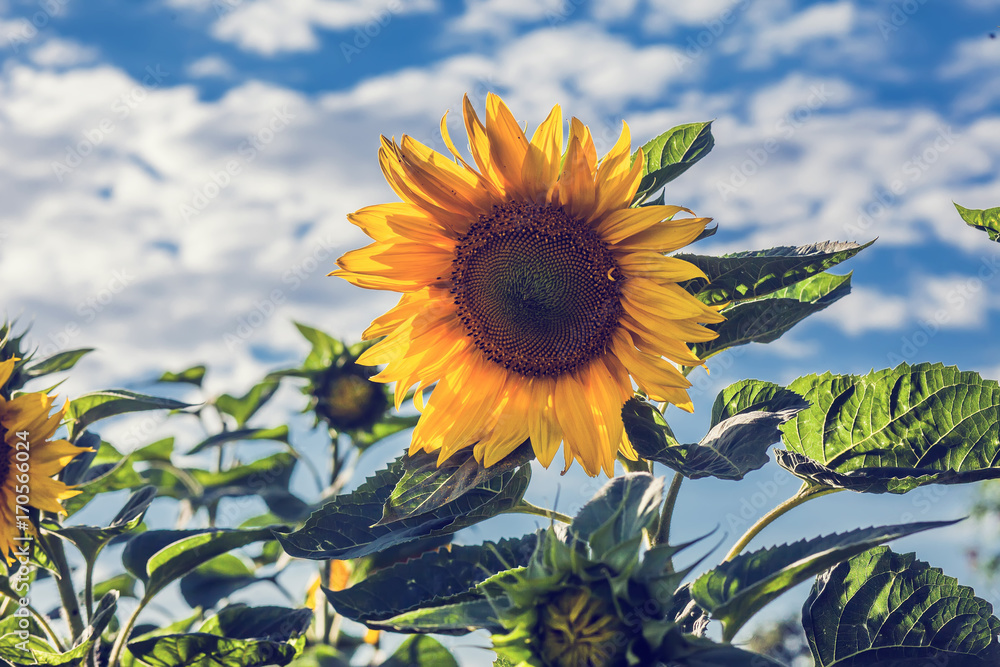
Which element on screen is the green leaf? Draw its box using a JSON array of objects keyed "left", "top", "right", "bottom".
[
  {"left": 126, "top": 634, "right": 298, "bottom": 667},
  {"left": 710, "top": 379, "right": 809, "bottom": 426},
  {"left": 778, "top": 362, "right": 1000, "bottom": 493},
  {"left": 132, "top": 438, "right": 175, "bottom": 463},
  {"left": 95, "top": 572, "right": 138, "bottom": 599},
  {"left": 380, "top": 441, "right": 534, "bottom": 525},
  {"left": 214, "top": 381, "right": 279, "bottom": 428},
  {"left": 623, "top": 394, "right": 807, "bottom": 481},
  {"left": 67, "top": 390, "right": 191, "bottom": 440},
  {"left": 571, "top": 472, "right": 662, "bottom": 558},
  {"left": 140, "top": 452, "right": 297, "bottom": 505},
  {"left": 62, "top": 441, "right": 147, "bottom": 515},
  {"left": 57, "top": 485, "right": 156, "bottom": 561},
  {"left": 197, "top": 604, "right": 313, "bottom": 641},
  {"left": 632, "top": 121, "right": 714, "bottom": 204},
  {"left": 179, "top": 553, "right": 259, "bottom": 609},
  {"left": 692, "top": 272, "right": 851, "bottom": 360},
  {"left": 677, "top": 240, "right": 873, "bottom": 306},
  {"left": 324, "top": 534, "right": 537, "bottom": 623},
  {"left": 158, "top": 365, "right": 207, "bottom": 387},
  {"left": 187, "top": 425, "right": 290, "bottom": 454},
  {"left": 368, "top": 598, "right": 501, "bottom": 634},
  {"left": 294, "top": 321, "right": 345, "bottom": 370},
  {"left": 803, "top": 546, "right": 1000, "bottom": 665},
  {"left": 0, "top": 592, "right": 118, "bottom": 666},
  {"left": 276, "top": 456, "right": 530, "bottom": 560},
  {"left": 122, "top": 526, "right": 282, "bottom": 600},
  {"left": 382, "top": 636, "right": 458, "bottom": 667},
  {"left": 955, "top": 202, "right": 1000, "bottom": 242},
  {"left": 691, "top": 519, "right": 959, "bottom": 641},
  {"left": 24, "top": 348, "right": 93, "bottom": 378}
]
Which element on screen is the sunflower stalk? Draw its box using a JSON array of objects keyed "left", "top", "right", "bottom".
[
  {"left": 45, "top": 531, "right": 85, "bottom": 639},
  {"left": 653, "top": 471, "right": 684, "bottom": 550},
  {"left": 722, "top": 483, "right": 842, "bottom": 562},
  {"left": 508, "top": 500, "right": 573, "bottom": 524}
]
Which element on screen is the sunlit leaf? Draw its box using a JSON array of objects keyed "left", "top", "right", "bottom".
[
  {"left": 67, "top": 390, "right": 191, "bottom": 440},
  {"left": 955, "top": 202, "right": 1000, "bottom": 242},
  {"left": 631, "top": 121, "right": 714, "bottom": 204}
]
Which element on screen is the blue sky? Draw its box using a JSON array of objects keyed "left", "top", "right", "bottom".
[{"left": 3, "top": 0, "right": 1000, "bottom": 654}]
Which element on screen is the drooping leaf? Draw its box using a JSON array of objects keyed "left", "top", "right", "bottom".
[
  {"left": 778, "top": 363, "right": 1000, "bottom": 493},
  {"left": 803, "top": 546, "right": 1000, "bottom": 665},
  {"left": 187, "top": 425, "right": 290, "bottom": 454},
  {"left": 57, "top": 486, "right": 156, "bottom": 561},
  {"left": 325, "top": 534, "right": 538, "bottom": 624},
  {"left": 710, "top": 379, "right": 810, "bottom": 426},
  {"left": 631, "top": 121, "right": 714, "bottom": 204},
  {"left": 67, "top": 390, "right": 191, "bottom": 440},
  {"left": 381, "top": 636, "right": 458, "bottom": 667},
  {"left": 623, "top": 395, "right": 807, "bottom": 481},
  {"left": 691, "top": 519, "right": 959, "bottom": 641},
  {"left": 955, "top": 202, "right": 1000, "bottom": 242},
  {"left": 570, "top": 472, "right": 662, "bottom": 558},
  {"left": 693, "top": 272, "right": 851, "bottom": 360},
  {"left": 24, "top": 348, "right": 94, "bottom": 378},
  {"left": 276, "top": 457, "right": 529, "bottom": 561},
  {"left": 122, "top": 526, "right": 282, "bottom": 600},
  {"left": 677, "top": 240, "right": 873, "bottom": 306},
  {"left": 380, "top": 442, "right": 534, "bottom": 525},
  {"left": 158, "top": 365, "right": 207, "bottom": 387},
  {"left": 214, "top": 381, "right": 280, "bottom": 428}
]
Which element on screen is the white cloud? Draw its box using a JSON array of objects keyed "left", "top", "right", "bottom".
[
  {"left": 815, "top": 286, "right": 910, "bottom": 335},
  {"left": 449, "top": 0, "right": 564, "bottom": 37},
  {"left": 939, "top": 37, "right": 1000, "bottom": 113},
  {"left": 643, "top": 0, "right": 750, "bottom": 32},
  {"left": 28, "top": 38, "right": 98, "bottom": 67},
  {"left": 168, "top": 0, "right": 439, "bottom": 55},
  {"left": 186, "top": 55, "right": 235, "bottom": 79}
]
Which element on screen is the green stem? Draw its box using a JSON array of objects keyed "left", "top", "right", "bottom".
[
  {"left": 508, "top": 500, "right": 573, "bottom": 524},
  {"left": 46, "top": 534, "right": 85, "bottom": 639},
  {"left": 83, "top": 557, "right": 95, "bottom": 621},
  {"left": 654, "top": 472, "right": 684, "bottom": 548},
  {"left": 723, "top": 484, "right": 841, "bottom": 563},
  {"left": 108, "top": 598, "right": 148, "bottom": 667},
  {"left": 31, "top": 603, "right": 66, "bottom": 652}
]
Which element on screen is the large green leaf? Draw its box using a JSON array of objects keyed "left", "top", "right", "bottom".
[
  {"left": 380, "top": 441, "right": 534, "bottom": 525},
  {"left": 324, "top": 534, "right": 538, "bottom": 623},
  {"left": 0, "top": 592, "right": 118, "bottom": 667},
  {"left": 276, "top": 456, "right": 530, "bottom": 560},
  {"left": 122, "top": 526, "right": 281, "bottom": 600},
  {"left": 803, "top": 546, "right": 1000, "bottom": 665},
  {"left": 197, "top": 604, "right": 313, "bottom": 641},
  {"left": 631, "top": 121, "right": 714, "bottom": 204},
  {"left": 382, "top": 636, "right": 458, "bottom": 667},
  {"left": 955, "top": 202, "right": 1000, "bottom": 242},
  {"left": 710, "top": 379, "right": 809, "bottom": 425},
  {"left": 570, "top": 472, "right": 662, "bottom": 562},
  {"left": 187, "top": 425, "right": 289, "bottom": 454},
  {"left": 693, "top": 272, "right": 851, "bottom": 360},
  {"left": 214, "top": 381, "right": 279, "bottom": 428},
  {"left": 623, "top": 391, "right": 807, "bottom": 480},
  {"left": 126, "top": 634, "right": 298, "bottom": 667},
  {"left": 57, "top": 485, "right": 156, "bottom": 561},
  {"left": 179, "top": 553, "right": 264, "bottom": 609},
  {"left": 62, "top": 440, "right": 147, "bottom": 515},
  {"left": 677, "top": 240, "right": 873, "bottom": 306},
  {"left": 140, "top": 452, "right": 297, "bottom": 505},
  {"left": 367, "top": 598, "right": 502, "bottom": 634},
  {"left": 24, "top": 348, "right": 93, "bottom": 378},
  {"left": 691, "top": 519, "right": 958, "bottom": 641},
  {"left": 67, "top": 390, "right": 191, "bottom": 440},
  {"left": 778, "top": 363, "right": 1000, "bottom": 493}
]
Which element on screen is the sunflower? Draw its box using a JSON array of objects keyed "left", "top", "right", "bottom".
[
  {"left": 0, "top": 358, "right": 84, "bottom": 564},
  {"left": 333, "top": 93, "right": 723, "bottom": 476}
]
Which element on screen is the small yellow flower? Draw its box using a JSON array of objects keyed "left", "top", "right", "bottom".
[
  {"left": 334, "top": 93, "right": 722, "bottom": 476},
  {"left": 0, "top": 358, "right": 85, "bottom": 564}
]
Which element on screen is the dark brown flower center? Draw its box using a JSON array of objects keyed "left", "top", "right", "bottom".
[{"left": 451, "top": 202, "right": 623, "bottom": 377}]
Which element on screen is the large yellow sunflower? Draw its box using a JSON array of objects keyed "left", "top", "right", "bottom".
[
  {"left": 0, "top": 358, "right": 84, "bottom": 564},
  {"left": 334, "top": 93, "right": 723, "bottom": 476}
]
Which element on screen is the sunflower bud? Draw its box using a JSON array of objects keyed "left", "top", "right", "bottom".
[
  {"left": 312, "top": 365, "right": 387, "bottom": 432},
  {"left": 538, "top": 586, "right": 626, "bottom": 667}
]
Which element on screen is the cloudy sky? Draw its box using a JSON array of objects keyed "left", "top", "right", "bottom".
[{"left": 3, "top": 0, "right": 1000, "bottom": 652}]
